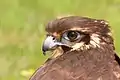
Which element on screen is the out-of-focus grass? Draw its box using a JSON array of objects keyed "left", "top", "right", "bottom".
[{"left": 0, "top": 0, "right": 120, "bottom": 80}]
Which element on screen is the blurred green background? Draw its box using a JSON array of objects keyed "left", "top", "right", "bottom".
[{"left": 0, "top": 0, "right": 120, "bottom": 80}]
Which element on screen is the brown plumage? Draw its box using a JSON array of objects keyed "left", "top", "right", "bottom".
[{"left": 30, "top": 16, "right": 120, "bottom": 80}]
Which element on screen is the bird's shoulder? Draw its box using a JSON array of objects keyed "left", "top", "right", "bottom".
[{"left": 30, "top": 46, "right": 120, "bottom": 80}]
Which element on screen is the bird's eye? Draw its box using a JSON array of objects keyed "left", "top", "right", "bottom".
[{"left": 62, "top": 31, "right": 80, "bottom": 42}]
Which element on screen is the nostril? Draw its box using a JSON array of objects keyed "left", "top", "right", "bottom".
[{"left": 53, "top": 37, "right": 55, "bottom": 40}]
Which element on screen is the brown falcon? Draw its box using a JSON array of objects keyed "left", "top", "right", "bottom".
[{"left": 30, "top": 16, "right": 120, "bottom": 80}]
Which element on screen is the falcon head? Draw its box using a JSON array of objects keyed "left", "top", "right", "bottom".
[{"left": 42, "top": 16, "right": 114, "bottom": 58}]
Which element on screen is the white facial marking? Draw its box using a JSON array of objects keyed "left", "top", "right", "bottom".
[
  {"left": 71, "top": 42, "right": 85, "bottom": 51},
  {"left": 90, "top": 34, "right": 101, "bottom": 48},
  {"left": 71, "top": 33, "right": 102, "bottom": 51}
]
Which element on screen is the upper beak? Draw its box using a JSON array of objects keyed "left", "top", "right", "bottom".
[{"left": 42, "top": 36, "right": 64, "bottom": 55}]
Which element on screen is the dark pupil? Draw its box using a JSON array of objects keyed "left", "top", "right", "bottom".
[{"left": 67, "top": 31, "right": 77, "bottom": 41}]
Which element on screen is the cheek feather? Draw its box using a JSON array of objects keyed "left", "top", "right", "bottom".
[
  {"left": 71, "top": 42, "right": 85, "bottom": 51},
  {"left": 70, "top": 34, "right": 103, "bottom": 51},
  {"left": 90, "top": 34, "right": 101, "bottom": 48},
  {"left": 51, "top": 47, "right": 64, "bottom": 58}
]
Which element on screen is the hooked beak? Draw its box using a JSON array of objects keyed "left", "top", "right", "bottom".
[{"left": 42, "top": 36, "right": 67, "bottom": 55}]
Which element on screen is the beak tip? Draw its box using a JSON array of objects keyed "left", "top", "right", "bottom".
[
  {"left": 43, "top": 52, "right": 46, "bottom": 55},
  {"left": 42, "top": 45, "right": 48, "bottom": 55}
]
